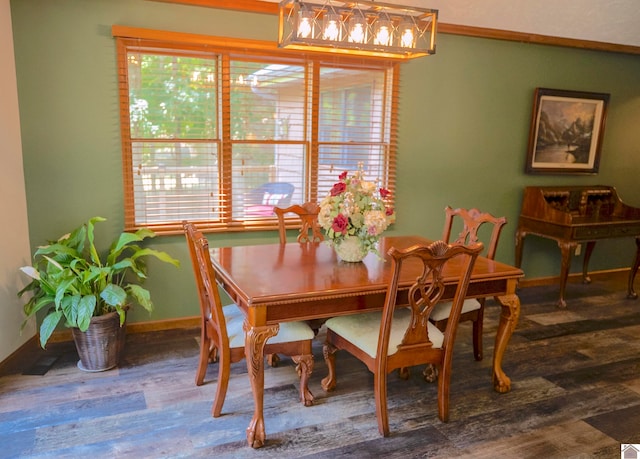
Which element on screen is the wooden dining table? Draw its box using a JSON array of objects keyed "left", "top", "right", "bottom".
[{"left": 209, "top": 235, "right": 524, "bottom": 448}]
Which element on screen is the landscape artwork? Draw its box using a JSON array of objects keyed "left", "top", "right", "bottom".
[{"left": 525, "top": 88, "right": 609, "bottom": 175}]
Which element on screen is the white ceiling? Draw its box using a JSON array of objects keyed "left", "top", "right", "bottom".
[
  {"left": 420, "top": 0, "right": 640, "bottom": 47},
  {"left": 266, "top": 0, "right": 640, "bottom": 47}
]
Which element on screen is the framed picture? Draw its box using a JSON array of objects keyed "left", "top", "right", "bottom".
[{"left": 525, "top": 88, "right": 610, "bottom": 175}]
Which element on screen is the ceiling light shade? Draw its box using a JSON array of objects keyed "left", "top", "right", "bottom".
[{"left": 278, "top": 0, "right": 437, "bottom": 60}]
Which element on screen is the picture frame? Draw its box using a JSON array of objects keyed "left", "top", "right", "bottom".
[{"left": 525, "top": 88, "right": 610, "bottom": 175}]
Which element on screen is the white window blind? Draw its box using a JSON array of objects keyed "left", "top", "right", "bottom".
[
  {"left": 229, "top": 59, "right": 308, "bottom": 220},
  {"left": 125, "top": 49, "right": 221, "bottom": 229},
  {"left": 116, "top": 33, "right": 398, "bottom": 234},
  {"left": 317, "top": 64, "right": 393, "bottom": 198}
]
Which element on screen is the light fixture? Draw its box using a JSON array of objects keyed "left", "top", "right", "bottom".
[{"left": 278, "top": 0, "right": 437, "bottom": 59}]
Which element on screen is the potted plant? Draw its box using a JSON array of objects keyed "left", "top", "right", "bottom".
[{"left": 18, "top": 216, "right": 180, "bottom": 371}]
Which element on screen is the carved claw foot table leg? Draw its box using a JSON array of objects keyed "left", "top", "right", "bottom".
[
  {"left": 493, "top": 289, "right": 520, "bottom": 393},
  {"left": 243, "top": 321, "right": 278, "bottom": 448},
  {"left": 628, "top": 236, "right": 640, "bottom": 299}
]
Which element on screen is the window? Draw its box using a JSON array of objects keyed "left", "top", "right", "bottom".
[{"left": 115, "top": 29, "right": 398, "bottom": 234}]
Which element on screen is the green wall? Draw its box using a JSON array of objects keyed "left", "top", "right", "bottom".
[{"left": 11, "top": 0, "right": 640, "bottom": 324}]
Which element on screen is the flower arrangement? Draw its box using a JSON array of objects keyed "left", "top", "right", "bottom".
[{"left": 318, "top": 164, "right": 395, "bottom": 260}]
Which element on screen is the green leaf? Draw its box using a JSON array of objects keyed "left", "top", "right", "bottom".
[
  {"left": 130, "top": 248, "right": 180, "bottom": 267},
  {"left": 101, "top": 284, "right": 127, "bottom": 307},
  {"left": 39, "top": 310, "right": 63, "bottom": 348},
  {"left": 42, "top": 255, "right": 64, "bottom": 272},
  {"left": 54, "top": 277, "right": 77, "bottom": 308},
  {"left": 22, "top": 294, "right": 56, "bottom": 317},
  {"left": 76, "top": 295, "right": 96, "bottom": 331},
  {"left": 61, "top": 295, "right": 81, "bottom": 327},
  {"left": 18, "top": 278, "right": 42, "bottom": 298},
  {"left": 127, "top": 284, "right": 153, "bottom": 312},
  {"left": 86, "top": 217, "right": 106, "bottom": 265},
  {"left": 111, "top": 232, "right": 145, "bottom": 257},
  {"left": 34, "top": 243, "right": 78, "bottom": 260},
  {"left": 111, "top": 259, "right": 135, "bottom": 273},
  {"left": 134, "top": 228, "right": 156, "bottom": 240},
  {"left": 81, "top": 265, "right": 109, "bottom": 286},
  {"left": 115, "top": 305, "right": 127, "bottom": 326}
]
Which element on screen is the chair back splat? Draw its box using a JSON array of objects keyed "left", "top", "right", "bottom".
[
  {"left": 322, "top": 240, "right": 483, "bottom": 436},
  {"left": 274, "top": 202, "right": 324, "bottom": 244},
  {"left": 442, "top": 206, "right": 507, "bottom": 260},
  {"left": 430, "top": 206, "right": 507, "bottom": 361}
]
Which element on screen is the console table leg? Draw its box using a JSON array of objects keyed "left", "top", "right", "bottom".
[
  {"left": 514, "top": 230, "right": 525, "bottom": 269},
  {"left": 628, "top": 237, "right": 640, "bottom": 299},
  {"left": 582, "top": 241, "right": 596, "bottom": 284},
  {"left": 557, "top": 241, "right": 576, "bottom": 308}
]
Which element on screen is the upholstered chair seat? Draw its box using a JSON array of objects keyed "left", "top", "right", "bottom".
[
  {"left": 325, "top": 309, "right": 445, "bottom": 359},
  {"left": 430, "top": 298, "right": 482, "bottom": 323}
]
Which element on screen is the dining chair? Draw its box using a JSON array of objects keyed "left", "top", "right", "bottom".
[
  {"left": 274, "top": 201, "right": 327, "bottom": 335},
  {"left": 183, "top": 222, "right": 315, "bottom": 416},
  {"left": 273, "top": 201, "right": 324, "bottom": 244},
  {"left": 184, "top": 221, "right": 242, "bottom": 385},
  {"left": 244, "top": 182, "right": 295, "bottom": 217},
  {"left": 321, "top": 240, "right": 483, "bottom": 436},
  {"left": 429, "top": 207, "right": 507, "bottom": 361}
]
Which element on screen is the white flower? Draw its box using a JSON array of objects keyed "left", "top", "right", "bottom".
[
  {"left": 19, "top": 266, "right": 40, "bottom": 280},
  {"left": 364, "top": 210, "right": 388, "bottom": 236},
  {"left": 360, "top": 180, "right": 377, "bottom": 195},
  {"left": 318, "top": 202, "right": 334, "bottom": 229}
]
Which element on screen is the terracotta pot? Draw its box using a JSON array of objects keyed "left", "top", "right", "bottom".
[{"left": 71, "top": 310, "right": 126, "bottom": 372}]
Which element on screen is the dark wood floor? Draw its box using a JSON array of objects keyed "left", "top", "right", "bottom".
[{"left": 2, "top": 272, "right": 640, "bottom": 458}]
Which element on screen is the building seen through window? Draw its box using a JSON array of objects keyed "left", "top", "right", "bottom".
[{"left": 117, "top": 36, "right": 398, "bottom": 233}]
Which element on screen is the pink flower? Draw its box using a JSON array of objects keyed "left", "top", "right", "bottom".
[
  {"left": 379, "top": 188, "right": 390, "bottom": 198},
  {"left": 330, "top": 182, "right": 346, "bottom": 196},
  {"left": 331, "top": 214, "right": 349, "bottom": 234},
  {"left": 339, "top": 171, "right": 348, "bottom": 180}
]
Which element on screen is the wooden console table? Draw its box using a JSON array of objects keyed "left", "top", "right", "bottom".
[{"left": 515, "top": 185, "right": 640, "bottom": 307}]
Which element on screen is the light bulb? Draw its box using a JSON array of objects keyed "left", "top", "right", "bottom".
[
  {"left": 348, "top": 16, "right": 366, "bottom": 44},
  {"left": 323, "top": 13, "right": 341, "bottom": 41},
  {"left": 400, "top": 24, "right": 415, "bottom": 48},
  {"left": 375, "top": 26, "right": 390, "bottom": 46},
  {"left": 298, "top": 16, "right": 312, "bottom": 38}
]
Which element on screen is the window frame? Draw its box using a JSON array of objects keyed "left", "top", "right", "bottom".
[{"left": 114, "top": 26, "right": 399, "bottom": 234}]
